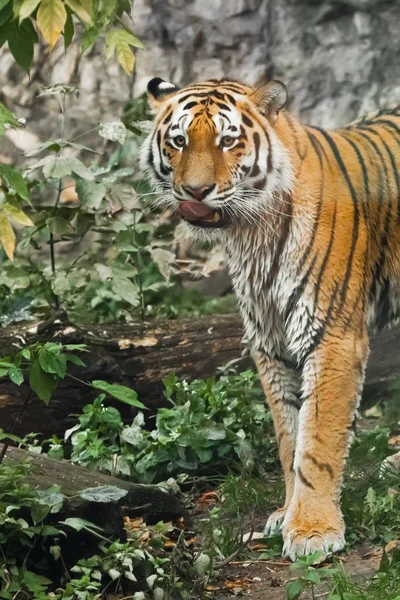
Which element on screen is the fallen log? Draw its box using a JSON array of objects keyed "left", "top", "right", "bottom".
[
  {"left": 0, "top": 315, "right": 398, "bottom": 438},
  {"left": 1, "top": 443, "right": 186, "bottom": 527}
]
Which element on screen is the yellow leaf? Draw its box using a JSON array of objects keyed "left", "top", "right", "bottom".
[
  {"left": 2, "top": 203, "right": 34, "bottom": 227},
  {"left": 37, "top": 0, "right": 67, "bottom": 51},
  {"left": 0, "top": 212, "right": 16, "bottom": 261},
  {"left": 116, "top": 41, "right": 135, "bottom": 75},
  {"left": 64, "top": 0, "right": 92, "bottom": 24}
]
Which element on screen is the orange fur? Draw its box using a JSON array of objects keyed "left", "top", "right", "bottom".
[{"left": 143, "top": 77, "right": 400, "bottom": 560}]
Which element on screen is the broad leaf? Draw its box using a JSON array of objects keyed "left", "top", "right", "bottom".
[
  {"left": 63, "top": 6, "right": 74, "bottom": 48},
  {"left": 0, "top": 164, "right": 29, "bottom": 200},
  {"left": 75, "top": 179, "right": 106, "bottom": 210},
  {"left": 65, "top": 0, "right": 91, "bottom": 23},
  {"left": 37, "top": 0, "right": 67, "bottom": 51},
  {"left": 7, "top": 19, "right": 37, "bottom": 72},
  {"left": 99, "top": 120, "right": 127, "bottom": 144},
  {"left": 29, "top": 359, "right": 58, "bottom": 404},
  {"left": 61, "top": 517, "right": 103, "bottom": 532},
  {"left": 2, "top": 203, "right": 33, "bottom": 226},
  {"left": 9, "top": 367, "right": 24, "bottom": 385},
  {"left": 79, "top": 485, "right": 128, "bottom": 503},
  {"left": 0, "top": 211, "right": 15, "bottom": 260},
  {"left": 19, "top": 0, "right": 41, "bottom": 21},
  {"left": 112, "top": 275, "right": 140, "bottom": 306},
  {"left": 0, "top": 103, "right": 20, "bottom": 136},
  {"left": 92, "top": 380, "right": 146, "bottom": 409}
]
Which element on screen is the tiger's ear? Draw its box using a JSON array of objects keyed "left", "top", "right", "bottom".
[
  {"left": 147, "top": 77, "right": 179, "bottom": 110},
  {"left": 251, "top": 80, "right": 287, "bottom": 123}
]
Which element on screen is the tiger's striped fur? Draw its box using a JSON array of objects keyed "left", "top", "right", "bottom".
[{"left": 140, "top": 77, "right": 400, "bottom": 561}]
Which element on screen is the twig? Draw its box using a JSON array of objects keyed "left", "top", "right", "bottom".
[{"left": 215, "top": 516, "right": 255, "bottom": 570}]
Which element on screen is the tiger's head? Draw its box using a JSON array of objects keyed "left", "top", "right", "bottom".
[{"left": 140, "top": 77, "right": 293, "bottom": 239}]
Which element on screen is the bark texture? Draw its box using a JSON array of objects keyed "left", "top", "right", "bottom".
[{"left": 0, "top": 316, "right": 397, "bottom": 439}]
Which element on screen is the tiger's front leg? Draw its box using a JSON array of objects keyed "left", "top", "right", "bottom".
[
  {"left": 282, "top": 332, "right": 369, "bottom": 561},
  {"left": 253, "top": 353, "right": 301, "bottom": 534}
]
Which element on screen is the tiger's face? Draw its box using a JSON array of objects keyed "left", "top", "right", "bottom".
[{"left": 140, "top": 77, "right": 293, "bottom": 238}]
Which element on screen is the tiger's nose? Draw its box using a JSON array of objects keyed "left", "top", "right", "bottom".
[{"left": 182, "top": 184, "right": 215, "bottom": 200}]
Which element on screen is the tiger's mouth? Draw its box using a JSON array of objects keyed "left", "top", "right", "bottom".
[{"left": 178, "top": 200, "right": 230, "bottom": 228}]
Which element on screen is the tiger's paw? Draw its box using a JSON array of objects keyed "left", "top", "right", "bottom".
[
  {"left": 282, "top": 514, "right": 345, "bottom": 562},
  {"left": 264, "top": 508, "right": 286, "bottom": 536}
]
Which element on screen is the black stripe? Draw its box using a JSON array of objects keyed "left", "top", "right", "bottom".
[
  {"left": 183, "top": 101, "right": 198, "bottom": 110},
  {"left": 296, "top": 130, "right": 326, "bottom": 274},
  {"left": 365, "top": 124, "right": 400, "bottom": 221},
  {"left": 313, "top": 199, "right": 337, "bottom": 310},
  {"left": 226, "top": 94, "right": 236, "bottom": 105},
  {"left": 242, "top": 114, "right": 253, "bottom": 127},
  {"left": 178, "top": 92, "right": 208, "bottom": 103},
  {"left": 297, "top": 468, "right": 315, "bottom": 489},
  {"left": 162, "top": 111, "right": 172, "bottom": 125},
  {"left": 216, "top": 102, "right": 230, "bottom": 111},
  {"left": 305, "top": 452, "right": 334, "bottom": 479},
  {"left": 250, "top": 132, "right": 261, "bottom": 177},
  {"left": 313, "top": 128, "right": 360, "bottom": 316}
]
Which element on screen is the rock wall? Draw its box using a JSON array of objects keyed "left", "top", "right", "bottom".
[{"left": 1, "top": 0, "right": 400, "bottom": 152}]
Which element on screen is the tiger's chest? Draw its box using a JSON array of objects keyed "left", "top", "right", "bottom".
[{"left": 224, "top": 234, "right": 321, "bottom": 362}]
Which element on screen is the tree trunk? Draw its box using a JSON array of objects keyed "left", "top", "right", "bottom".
[{"left": 0, "top": 316, "right": 397, "bottom": 438}]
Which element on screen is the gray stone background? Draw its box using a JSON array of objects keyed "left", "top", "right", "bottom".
[{"left": 1, "top": 0, "right": 400, "bottom": 155}]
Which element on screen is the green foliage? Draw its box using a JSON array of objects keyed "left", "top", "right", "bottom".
[
  {"left": 286, "top": 552, "right": 338, "bottom": 600},
  {"left": 0, "top": 460, "right": 194, "bottom": 599},
  {"left": 0, "top": 0, "right": 142, "bottom": 74},
  {"left": 67, "top": 370, "right": 277, "bottom": 482},
  {"left": 342, "top": 427, "right": 400, "bottom": 546},
  {"left": 0, "top": 103, "right": 33, "bottom": 261},
  {"left": 329, "top": 550, "right": 400, "bottom": 599},
  {"left": 0, "top": 341, "right": 86, "bottom": 404}
]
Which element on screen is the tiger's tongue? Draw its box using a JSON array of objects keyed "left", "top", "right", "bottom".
[{"left": 179, "top": 201, "right": 215, "bottom": 222}]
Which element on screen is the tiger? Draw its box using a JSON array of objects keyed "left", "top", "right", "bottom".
[{"left": 139, "top": 76, "right": 400, "bottom": 561}]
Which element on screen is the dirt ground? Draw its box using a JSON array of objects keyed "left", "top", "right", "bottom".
[{"left": 211, "top": 543, "right": 381, "bottom": 599}]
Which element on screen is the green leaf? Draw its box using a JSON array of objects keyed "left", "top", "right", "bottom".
[
  {"left": 0, "top": 0, "right": 10, "bottom": 11},
  {"left": 46, "top": 216, "right": 74, "bottom": 236},
  {"left": 0, "top": 3, "right": 12, "bottom": 29},
  {"left": 81, "top": 24, "right": 99, "bottom": 51},
  {"left": 0, "top": 102, "right": 20, "bottom": 135},
  {"left": 9, "top": 367, "right": 24, "bottom": 385},
  {"left": 41, "top": 156, "right": 94, "bottom": 180},
  {"left": 79, "top": 485, "right": 128, "bottom": 503},
  {"left": 38, "top": 347, "right": 67, "bottom": 378},
  {"left": 60, "top": 517, "right": 104, "bottom": 532},
  {"left": 286, "top": 579, "right": 306, "bottom": 600},
  {"left": 92, "top": 380, "right": 146, "bottom": 409},
  {"left": 65, "top": 0, "right": 91, "bottom": 23},
  {"left": 99, "top": 120, "right": 127, "bottom": 144},
  {"left": 19, "top": 0, "right": 41, "bottom": 21},
  {"left": 112, "top": 275, "right": 140, "bottom": 307},
  {"left": 8, "top": 19, "right": 37, "bottom": 72},
  {"left": 29, "top": 359, "right": 58, "bottom": 405},
  {"left": 0, "top": 164, "right": 29, "bottom": 200},
  {"left": 63, "top": 6, "right": 74, "bottom": 48},
  {"left": 75, "top": 179, "right": 106, "bottom": 210}
]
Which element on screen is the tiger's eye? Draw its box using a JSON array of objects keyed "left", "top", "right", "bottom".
[
  {"left": 220, "top": 135, "right": 236, "bottom": 149},
  {"left": 173, "top": 135, "right": 186, "bottom": 148}
]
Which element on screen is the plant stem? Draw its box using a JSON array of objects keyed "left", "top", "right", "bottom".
[
  {"left": 131, "top": 214, "right": 145, "bottom": 320},
  {"left": 0, "top": 389, "right": 33, "bottom": 465}
]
